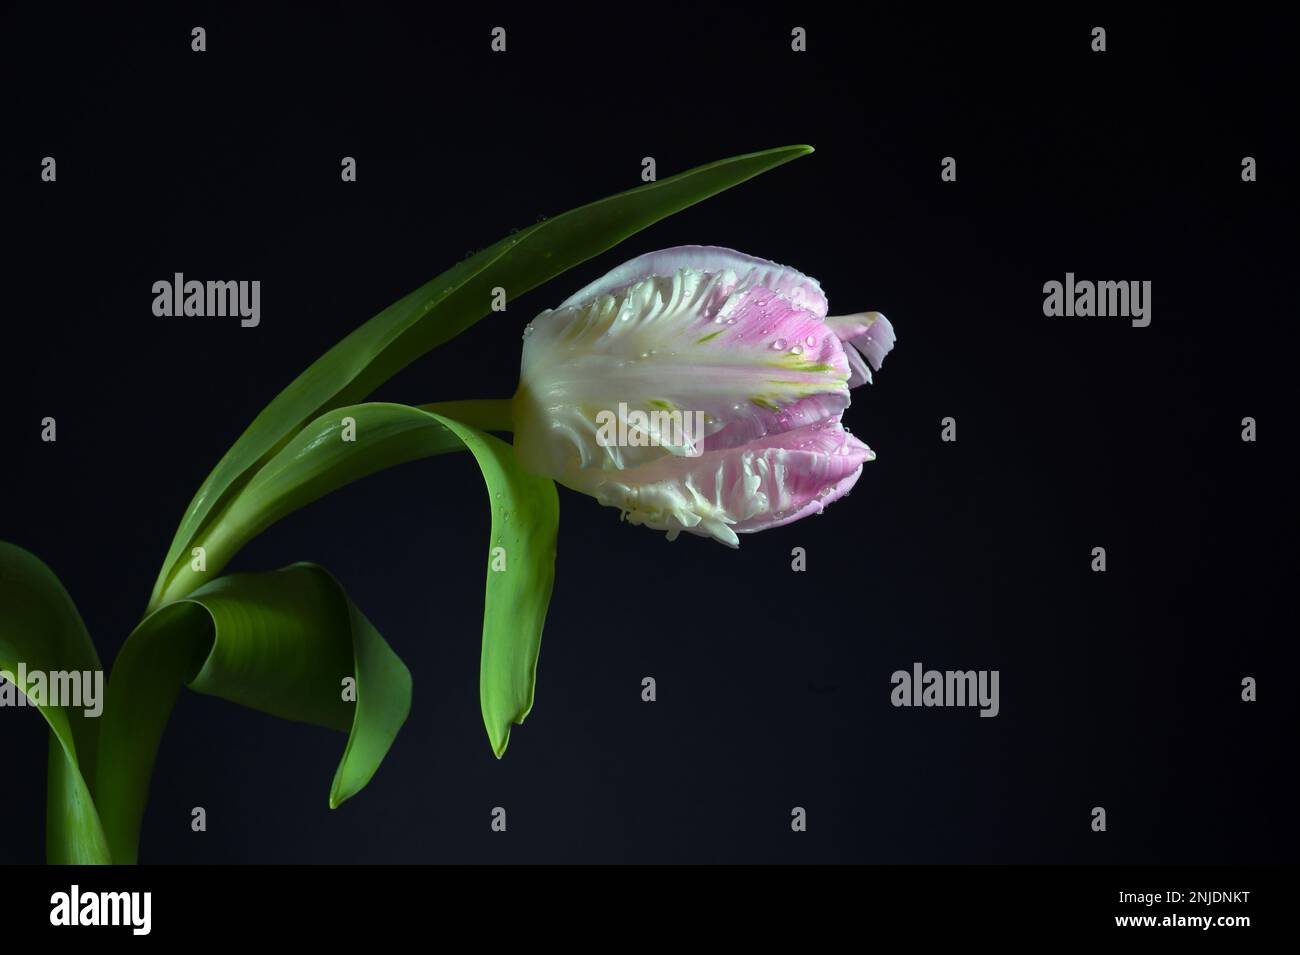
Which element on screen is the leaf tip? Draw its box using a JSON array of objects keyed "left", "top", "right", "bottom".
[
  {"left": 329, "top": 769, "right": 358, "bottom": 810},
  {"left": 491, "top": 728, "right": 510, "bottom": 759}
]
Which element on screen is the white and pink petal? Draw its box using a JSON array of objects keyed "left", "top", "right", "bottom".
[
  {"left": 569, "top": 419, "right": 874, "bottom": 547},
  {"left": 514, "top": 265, "right": 850, "bottom": 479},
  {"left": 825, "top": 311, "right": 896, "bottom": 387},
  {"left": 558, "top": 245, "right": 829, "bottom": 317}
]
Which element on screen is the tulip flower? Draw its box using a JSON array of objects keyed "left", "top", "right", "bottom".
[
  {"left": 512, "top": 246, "right": 895, "bottom": 545},
  {"left": 14, "top": 148, "right": 889, "bottom": 865}
]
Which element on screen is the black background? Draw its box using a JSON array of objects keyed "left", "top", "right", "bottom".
[{"left": 1, "top": 4, "right": 1295, "bottom": 864}]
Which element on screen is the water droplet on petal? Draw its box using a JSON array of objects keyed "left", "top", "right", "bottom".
[{"left": 772, "top": 338, "right": 788, "bottom": 350}]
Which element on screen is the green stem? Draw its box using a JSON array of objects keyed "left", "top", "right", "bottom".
[{"left": 418, "top": 398, "right": 514, "bottom": 433}]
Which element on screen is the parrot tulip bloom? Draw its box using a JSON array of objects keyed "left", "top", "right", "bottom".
[{"left": 512, "top": 246, "right": 895, "bottom": 546}]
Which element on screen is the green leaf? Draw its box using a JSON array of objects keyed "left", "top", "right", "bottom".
[
  {"left": 161, "top": 402, "right": 479, "bottom": 598},
  {"left": 0, "top": 541, "right": 111, "bottom": 864},
  {"left": 94, "top": 563, "right": 411, "bottom": 864},
  {"left": 149, "top": 145, "right": 813, "bottom": 610},
  {"left": 143, "top": 400, "right": 556, "bottom": 757},
  {"left": 430, "top": 415, "right": 558, "bottom": 758}
]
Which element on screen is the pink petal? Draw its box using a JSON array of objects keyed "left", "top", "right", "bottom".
[
  {"left": 825, "top": 311, "right": 896, "bottom": 387},
  {"left": 515, "top": 269, "right": 850, "bottom": 479},
  {"left": 570, "top": 418, "right": 874, "bottom": 547}
]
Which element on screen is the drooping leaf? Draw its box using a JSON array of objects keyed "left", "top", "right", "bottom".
[
  {"left": 430, "top": 415, "right": 558, "bottom": 758},
  {"left": 0, "top": 541, "right": 111, "bottom": 864},
  {"left": 165, "top": 402, "right": 487, "bottom": 592},
  {"left": 94, "top": 563, "right": 411, "bottom": 864},
  {"left": 142, "top": 401, "right": 556, "bottom": 757},
  {"left": 149, "top": 145, "right": 813, "bottom": 610}
]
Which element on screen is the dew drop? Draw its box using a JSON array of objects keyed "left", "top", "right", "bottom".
[{"left": 772, "top": 338, "right": 788, "bottom": 350}]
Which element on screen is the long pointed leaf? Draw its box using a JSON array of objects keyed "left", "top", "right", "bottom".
[
  {"left": 431, "top": 416, "right": 558, "bottom": 758},
  {"left": 0, "top": 541, "right": 111, "bottom": 863},
  {"left": 148, "top": 401, "right": 557, "bottom": 757},
  {"left": 177, "top": 402, "right": 474, "bottom": 589},
  {"left": 150, "top": 145, "right": 813, "bottom": 609},
  {"left": 94, "top": 563, "right": 411, "bottom": 864}
]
